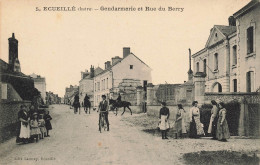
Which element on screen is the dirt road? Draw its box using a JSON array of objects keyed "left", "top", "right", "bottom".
[{"left": 0, "top": 105, "right": 259, "bottom": 165}]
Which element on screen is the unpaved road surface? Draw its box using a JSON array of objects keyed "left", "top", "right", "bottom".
[{"left": 0, "top": 105, "right": 259, "bottom": 165}]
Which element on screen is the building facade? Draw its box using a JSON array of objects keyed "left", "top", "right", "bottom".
[
  {"left": 233, "top": 0, "right": 260, "bottom": 92},
  {"left": 79, "top": 65, "right": 103, "bottom": 106},
  {"left": 30, "top": 73, "right": 46, "bottom": 103},
  {"left": 64, "top": 85, "right": 79, "bottom": 105},
  {"left": 192, "top": 0, "right": 260, "bottom": 93},
  {"left": 93, "top": 47, "right": 152, "bottom": 106}
]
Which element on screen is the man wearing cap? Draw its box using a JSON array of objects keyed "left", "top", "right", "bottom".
[{"left": 98, "top": 95, "right": 109, "bottom": 131}]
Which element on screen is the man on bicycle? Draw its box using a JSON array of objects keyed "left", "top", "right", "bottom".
[{"left": 97, "top": 95, "right": 109, "bottom": 131}]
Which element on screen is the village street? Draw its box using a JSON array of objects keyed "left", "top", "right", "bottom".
[{"left": 0, "top": 105, "right": 259, "bottom": 165}]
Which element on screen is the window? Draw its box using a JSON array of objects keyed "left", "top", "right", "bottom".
[
  {"left": 203, "top": 59, "right": 207, "bottom": 74},
  {"left": 1, "top": 83, "right": 7, "bottom": 99},
  {"left": 214, "top": 53, "right": 218, "bottom": 71},
  {"left": 246, "top": 71, "right": 254, "bottom": 92},
  {"left": 232, "top": 45, "right": 237, "bottom": 65},
  {"left": 247, "top": 27, "right": 254, "bottom": 54},
  {"left": 196, "top": 62, "right": 199, "bottom": 72},
  {"left": 233, "top": 79, "right": 237, "bottom": 92},
  {"left": 130, "top": 65, "right": 133, "bottom": 69}
]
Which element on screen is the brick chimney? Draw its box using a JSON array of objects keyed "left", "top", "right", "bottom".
[
  {"left": 112, "top": 56, "right": 122, "bottom": 65},
  {"left": 105, "top": 61, "right": 111, "bottom": 69},
  {"left": 90, "top": 65, "right": 94, "bottom": 78},
  {"left": 8, "top": 33, "right": 18, "bottom": 71},
  {"left": 228, "top": 16, "right": 236, "bottom": 26},
  {"left": 123, "top": 47, "right": 130, "bottom": 58}
]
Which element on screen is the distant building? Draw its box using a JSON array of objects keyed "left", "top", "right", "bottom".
[
  {"left": 30, "top": 73, "right": 46, "bottom": 103},
  {"left": 64, "top": 85, "right": 79, "bottom": 105},
  {"left": 46, "top": 91, "right": 61, "bottom": 104},
  {"left": 192, "top": 0, "right": 260, "bottom": 93},
  {"left": 93, "top": 47, "right": 152, "bottom": 106},
  {"left": 79, "top": 65, "right": 103, "bottom": 106}
]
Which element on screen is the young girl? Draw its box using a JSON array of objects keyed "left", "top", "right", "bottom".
[
  {"left": 38, "top": 114, "right": 47, "bottom": 139},
  {"left": 30, "top": 113, "right": 41, "bottom": 142},
  {"left": 216, "top": 102, "right": 230, "bottom": 142},
  {"left": 44, "top": 110, "right": 52, "bottom": 137}
]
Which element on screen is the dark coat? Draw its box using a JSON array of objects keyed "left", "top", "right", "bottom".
[{"left": 99, "top": 100, "right": 108, "bottom": 112}]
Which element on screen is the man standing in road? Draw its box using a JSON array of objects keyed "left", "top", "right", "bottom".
[{"left": 98, "top": 95, "right": 109, "bottom": 131}]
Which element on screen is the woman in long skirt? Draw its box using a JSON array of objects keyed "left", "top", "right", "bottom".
[
  {"left": 159, "top": 102, "right": 170, "bottom": 140},
  {"left": 216, "top": 102, "right": 230, "bottom": 142},
  {"left": 208, "top": 100, "right": 219, "bottom": 139},
  {"left": 16, "top": 105, "right": 30, "bottom": 144},
  {"left": 189, "top": 101, "right": 204, "bottom": 138},
  {"left": 175, "top": 104, "right": 187, "bottom": 138}
]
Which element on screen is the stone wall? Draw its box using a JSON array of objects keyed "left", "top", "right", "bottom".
[{"left": 0, "top": 101, "right": 31, "bottom": 142}]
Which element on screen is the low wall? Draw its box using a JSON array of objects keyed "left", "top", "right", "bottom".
[{"left": 0, "top": 100, "right": 31, "bottom": 142}]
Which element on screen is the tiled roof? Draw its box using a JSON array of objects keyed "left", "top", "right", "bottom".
[{"left": 215, "top": 25, "right": 237, "bottom": 36}]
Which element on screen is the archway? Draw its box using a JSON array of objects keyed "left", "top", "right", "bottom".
[{"left": 212, "top": 82, "right": 222, "bottom": 92}]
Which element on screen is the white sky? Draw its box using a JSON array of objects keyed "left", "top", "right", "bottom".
[{"left": 0, "top": 0, "right": 250, "bottom": 97}]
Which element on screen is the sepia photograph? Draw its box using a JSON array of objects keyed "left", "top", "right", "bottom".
[{"left": 0, "top": 0, "right": 259, "bottom": 164}]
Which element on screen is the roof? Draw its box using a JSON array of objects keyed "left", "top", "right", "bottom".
[
  {"left": 233, "top": 0, "right": 259, "bottom": 18},
  {"left": 95, "top": 53, "right": 151, "bottom": 77},
  {"left": 214, "top": 25, "right": 237, "bottom": 37}
]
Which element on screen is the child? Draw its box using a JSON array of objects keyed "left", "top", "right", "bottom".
[
  {"left": 44, "top": 110, "right": 52, "bottom": 137},
  {"left": 30, "top": 113, "right": 41, "bottom": 142},
  {"left": 38, "top": 114, "right": 47, "bottom": 139}
]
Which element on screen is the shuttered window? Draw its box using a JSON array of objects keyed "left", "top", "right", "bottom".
[{"left": 247, "top": 27, "right": 254, "bottom": 54}]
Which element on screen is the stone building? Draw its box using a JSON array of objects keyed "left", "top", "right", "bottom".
[
  {"left": 0, "top": 33, "right": 40, "bottom": 142},
  {"left": 64, "top": 85, "right": 79, "bottom": 105},
  {"left": 192, "top": 0, "right": 260, "bottom": 93},
  {"left": 93, "top": 47, "right": 152, "bottom": 106},
  {"left": 79, "top": 65, "right": 103, "bottom": 106},
  {"left": 30, "top": 73, "right": 46, "bottom": 103},
  {"left": 233, "top": 0, "right": 260, "bottom": 92}
]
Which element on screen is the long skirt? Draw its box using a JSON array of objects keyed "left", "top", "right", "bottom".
[
  {"left": 159, "top": 115, "right": 169, "bottom": 131},
  {"left": 216, "top": 119, "right": 230, "bottom": 140},
  {"left": 189, "top": 117, "right": 197, "bottom": 138},
  {"left": 208, "top": 117, "right": 218, "bottom": 138},
  {"left": 175, "top": 119, "right": 187, "bottom": 134},
  {"left": 19, "top": 122, "right": 30, "bottom": 139}
]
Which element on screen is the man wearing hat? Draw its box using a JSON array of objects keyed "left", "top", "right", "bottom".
[{"left": 98, "top": 95, "right": 109, "bottom": 131}]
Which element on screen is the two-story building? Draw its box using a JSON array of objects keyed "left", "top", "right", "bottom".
[
  {"left": 79, "top": 65, "right": 103, "bottom": 105},
  {"left": 233, "top": 0, "right": 260, "bottom": 92},
  {"left": 192, "top": 0, "right": 259, "bottom": 93},
  {"left": 93, "top": 47, "right": 152, "bottom": 106},
  {"left": 30, "top": 73, "right": 46, "bottom": 103}
]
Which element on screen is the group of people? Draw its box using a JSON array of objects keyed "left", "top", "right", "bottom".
[
  {"left": 158, "top": 100, "right": 230, "bottom": 142},
  {"left": 16, "top": 105, "right": 53, "bottom": 144}
]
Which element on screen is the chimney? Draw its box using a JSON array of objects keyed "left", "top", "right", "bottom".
[
  {"left": 123, "top": 47, "right": 130, "bottom": 58},
  {"left": 8, "top": 33, "right": 19, "bottom": 71},
  {"left": 90, "top": 65, "right": 94, "bottom": 78},
  {"left": 106, "top": 61, "right": 111, "bottom": 69},
  {"left": 112, "top": 56, "right": 122, "bottom": 65},
  {"left": 228, "top": 16, "right": 236, "bottom": 26},
  {"left": 105, "top": 62, "right": 107, "bottom": 69},
  {"left": 187, "top": 48, "right": 193, "bottom": 81}
]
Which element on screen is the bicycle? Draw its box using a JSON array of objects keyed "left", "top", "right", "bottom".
[{"left": 99, "top": 111, "right": 107, "bottom": 133}]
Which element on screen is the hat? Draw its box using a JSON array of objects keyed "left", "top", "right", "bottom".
[{"left": 33, "top": 112, "right": 38, "bottom": 116}]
